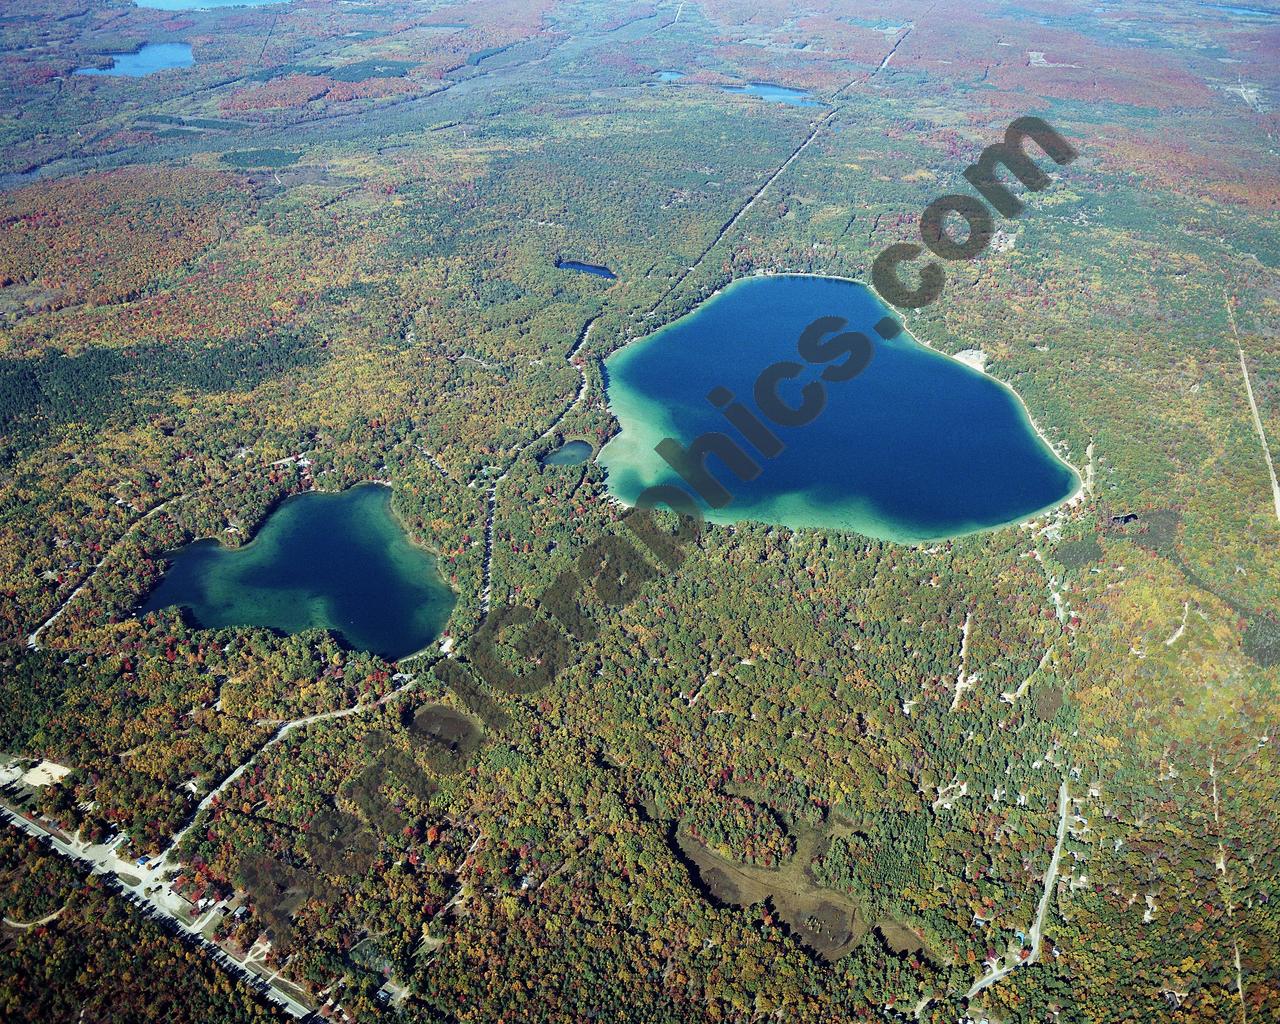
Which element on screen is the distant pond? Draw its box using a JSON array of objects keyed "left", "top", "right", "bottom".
[
  {"left": 75, "top": 43, "right": 193, "bottom": 77},
  {"left": 721, "top": 82, "right": 820, "bottom": 106},
  {"left": 556, "top": 259, "right": 615, "bottom": 279},
  {"left": 598, "top": 275, "right": 1080, "bottom": 543},
  {"left": 133, "top": 0, "right": 283, "bottom": 8},
  {"left": 541, "top": 440, "right": 593, "bottom": 466},
  {"left": 1195, "top": 2, "right": 1278, "bottom": 15},
  {"left": 141, "top": 484, "right": 456, "bottom": 659}
]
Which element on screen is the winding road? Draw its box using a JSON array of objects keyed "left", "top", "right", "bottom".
[
  {"left": 966, "top": 779, "right": 1071, "bottom": 1000},
  {"left": 1225, "top": 291, "right": 1280, "bottom": 525},
  {"left": 26, "top": 496, "right": 182, "bottom": 650},
  {"left": 3, "top": 906, "right": 64, "bottom": 930},
  {"left": 26, "top": 455, "right": 302, "bottom": 651}
]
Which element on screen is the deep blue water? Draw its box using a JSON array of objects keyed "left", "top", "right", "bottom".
[
  {"left": 141, "top": 485, "right": 455, "bottom": 659},
  {"left": 598, "top": 276, "right": 1079, "bottom": 542},
  {"left": 542, "top": 440, "right": 594, "bottom": 466},
  {"left": 74, "top": 43, "right": 193, "bottom": 77},
  {"left": 557, "top": 259, "right": 616, "bottom": 279},
  {"left": 721, "top": 82, "right": 820, "bottom": 106}
]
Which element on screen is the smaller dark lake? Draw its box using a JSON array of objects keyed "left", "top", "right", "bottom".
[
  {"left": 556, "top": 259, "right": 616, "bottom": 279},
  {"left": 541, "top": 440, "right": 593, "bottom": 466},
  {"left": 140, "top": 484, "right": 455, "bottom": 660}
]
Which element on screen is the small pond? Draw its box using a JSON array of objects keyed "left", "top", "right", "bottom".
[
  {"left": 556, "top": 259, "right": 616, "bottom": 279},
  {"left": 541, "top": 440, "right": 594, "bottom": 466},
  {"left": 721, "top": 82, "right": 821, "bottom": 106}
]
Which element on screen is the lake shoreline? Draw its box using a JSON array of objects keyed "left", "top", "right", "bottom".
[
  {"left": 139, "top": 480, "right": 457, "bottom": 660},
  {"left": 597, "top": 272, "right": 1083, "bottom": 544}
]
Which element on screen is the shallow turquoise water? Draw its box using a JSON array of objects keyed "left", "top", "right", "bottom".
[
  {"left": 598, "top": 276, "right": 1079, "bottom": 542},
  {"left": 140, "top": 485, "right": 456, "bottom": 659},
  {"left": 74, "top": 43, "right": 193, "bottom": 77}
]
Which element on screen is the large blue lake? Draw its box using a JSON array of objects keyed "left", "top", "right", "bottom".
[
  {"left": 75, "top": 43, "right": 193, "bottom": 77},
  {"left": 598, "top": 276, "right": 1079, "bottom": 542},
  {"left": 141, "top": 484, "right": 455, "bottom": 659}
]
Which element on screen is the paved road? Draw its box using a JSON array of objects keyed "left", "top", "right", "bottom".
[{"left": 0, "top": 803, "right": 310, "bottom": 1018}]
